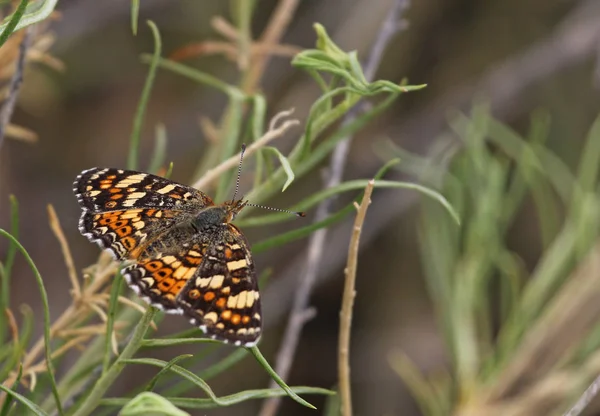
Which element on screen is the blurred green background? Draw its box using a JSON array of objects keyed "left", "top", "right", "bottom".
[{"left": 2, "top": 0, "right": 600, "bottom": 415}]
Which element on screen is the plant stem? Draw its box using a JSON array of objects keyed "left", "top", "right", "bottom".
[
  {"left": 338, "top": 180, "right": 374, "bottom": 416},
  {"left": 70, "top": 307, "right": 156, "bottom": 416}
]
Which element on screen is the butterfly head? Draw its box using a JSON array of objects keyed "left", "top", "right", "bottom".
[{"left": 224, "top": 198, "right": 248, "bottom": 222}]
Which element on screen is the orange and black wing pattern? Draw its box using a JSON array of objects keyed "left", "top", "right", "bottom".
[{"left": 177, "top": 225, "right": 261, "bottom": 346}]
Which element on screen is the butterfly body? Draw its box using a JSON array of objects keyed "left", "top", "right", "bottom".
[{"left": 73, "top": 167, "right": 261, "bottom": 346}]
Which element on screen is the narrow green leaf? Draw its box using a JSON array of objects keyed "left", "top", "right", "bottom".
[
  {"left": 148, "top": 123, "right": 168, "bottom": 174},
  {"left": 0, "top": 305, "right": 32, "bottom": 384},
  {"left": 248, "top": 346, "right": 316, "bottom": 409},
  {"left": 141, "top": 338, "right": 218, "bottom": 348},
  {"left": 322, "top": 386, "right": 340, "bottom": 416},
  {"left": 0, "top": 383, "right": 46, "bottom": 416},
  {"left": 0, "top": 0, "right": 28, "bottom": 49},
  {"left": 263, "top": 147, "right": 295, "bottom": 191},
  {"left": 0, "top": 195, "right": 19, "bottom": 343},
  {"left": 0, "top": 229, "right": 63, "bottom": 415},
  {"left": 159, "top": 344, "right": 222, "bottom": 397},
  {"left": 250, "top": 158, "right": 401, "bottom": 253},
  {"left": 128, "top": 20, "right": 162, "bottom": 170},
  {"left": 120, "top": 358, "right": 227, "bottom": 405},
  {"left": 100, "top": 387, "right": 334, "bottom": 409},
  {"left": 0, "top": 364, "right": 23, "bottom": 416},
  {"left": 146, "top": 355, "right": 193, "bottom": 392},
  {"left": 103, "top": 271, "right": 123, "bottom": 374},
  {"left": 2, "top": 196, "right": 19, "bottom": 300},
  {"left": 0, "top": 0, "right": 57, "bottom": 34},
  {"left": 143, "top": 55, "right": 243, "bottom": 98},
  {"left": 130, "top": 0, "right": 140, "bottom": 35},
  {"left": 249, "top": 94, "right": 266, "bottom": 141},
  {"left": 241, "top": 178, "right": 458, "bottom": 228},
  {"left": 165, "top": 162, "right": 174, "bottom": 179},
  {"left": 119, "top": 392, "right": 189, "bottom": 416}
]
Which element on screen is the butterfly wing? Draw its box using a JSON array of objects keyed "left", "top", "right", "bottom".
[
  {"left": 121, "top": 238, "right": 206, "bottom": 313},
  {"left": 73, "top": 168, "right": 213, "bottom": 260},
  {"left": 177, "top": 224, "right": 262, "bottom": 346}
]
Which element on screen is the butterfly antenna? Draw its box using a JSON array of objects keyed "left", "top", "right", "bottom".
[
  {"left": 246, "top": 202, "right": 306, "bottom": 217},
  {"left": 232, "top": 144, "right": 246, "bottom": 202}
]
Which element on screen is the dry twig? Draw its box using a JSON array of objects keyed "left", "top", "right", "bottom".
[
  {"left": 339, "top": 180, "right": 374, "bottom": 416},
  {"left": 48, "top": 204, "right": 81, "bottom": 299},
  {"left": 0, "top": 28, "right": 30, "bottom": 151},
  {"left": 191, "top": 109, "right": 298, "bottom": 190}
]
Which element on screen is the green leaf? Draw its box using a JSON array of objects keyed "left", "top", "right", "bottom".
[
  {"left": 71, "top": 308, "right": 157, "bottom": 416},
  {"left": 103, "top": 271, "right": 124, "bottom": 374},
  {"left": 0, "top": 305, "right": 32, "bottom": 385},
  {"left": 0, "top": 229, "right": 63, "bottom": 415},
  {"left": 0, "top": 0, "right": 56, "bottom": 36},
  {"left": 0, "top": 0, "right": 28, "bottom": 48},
  {"left": 0, "top": 364, "right": 23, "bottom": 416},
  {"left": 0, "top": 195, "right": 19, "bottom": 343},
  {"left": 101, "top": 387, "right": 333, "bottom": 410},
  {"left": 248, "top": 346, "right": 316, "bottom": 409},
  {"left": 293, "top": 24, "right": 426, "bottom": 96},
  {"left": 148, "top": 123, "right": 168, "bottom": 174},
  {"left": 120, "top": 358, "right": 234, "bottom": 406},
  {"left": 119, "top": 392, "right": 189, "bottom": 416},
  {"left": 241, "top": 178, "right": 459, "bottom": 228},
  {"left": 263, "top": 147, "right": 295, "bottom": 191},
  {"left": 128, "top": 20, "right": 162, "bottom": 170},
  {"left": 140, "top": 338, "right": 218, "bottom": 348},
  {"left": 144, "top": 55, "right": 243, "bottom": 98},
  {"left": 0, "top": 375, "right": 48, "bottom": 416},
  {"left": 145, "top": 355, "right": 193, "bottom": 392},
  {"left": 130, "top": 0, "right": 140, "bottom": 35}
]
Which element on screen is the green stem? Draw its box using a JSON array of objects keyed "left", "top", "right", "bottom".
[
  {"left": 127, "top": 21, "right": 161, "bottom": 170},
  {"left": 0, "top": 0, "right": 29, "bottom": 48},
  {"left": 0, "top": 229, "right": 63, "bottom": 415},
  {"left": 71, "top": 307, "right": 157, "bottom": 416}
]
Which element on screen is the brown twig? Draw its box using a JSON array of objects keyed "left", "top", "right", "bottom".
[
  {"left": 339, "top": 180, "right": 374, "bottom": 416},
  {"left": 259, "top": 2, "right": 410, "bottom": 415},
  {"left": 48, "top": 204, "right": 81, "bottom": 300},
  {"left": 191, "top": 109, "right": 298, "bottom": 190},
  {"left": 0, "top": 27, "right": 30, "bottom": 151},
  {"left": 242, "top": 0, "right": 300, "bottom": 94}
]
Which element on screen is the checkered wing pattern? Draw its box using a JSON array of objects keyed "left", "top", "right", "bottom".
[
  {"left": 73, "top": 167, "right": 263, "bottom": 346},
  {"left": 122, "top": 240, "right": 206, "bottom": 313},
  {"left": 177, "top": 225, "right": 261, "bottom": 346},
  {"left": 74, "top": 168, "right": 213, "bottom": 260}
]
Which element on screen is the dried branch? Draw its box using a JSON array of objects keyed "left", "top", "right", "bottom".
[
  {"left": 191, "top": 109, "right": 298, "bottom": 190},
  {"left": 339, "top": 180, "right": 374, "bottom": 416},
  {"left": 242, "top": 0, "right": 301, "bottom": 93},
  {"left": 48, "top": 204, "right": 81, "bottom": 300},
  {"left": 0, "top": 27, "right": 30, "bottom": 151},
  {"left": 259, "top": 2, "right": 410, "bottom": 415}
]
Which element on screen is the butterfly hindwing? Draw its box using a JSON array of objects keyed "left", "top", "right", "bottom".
[
  {"left": 177, "top": 225, "right": 262, "bottom": 346},
  {"left": 122, "top": 241, "right": 206, "bottom": 313}
]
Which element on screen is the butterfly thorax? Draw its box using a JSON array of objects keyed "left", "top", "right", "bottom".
[{"left": 193, "top": 199, "right": 247, "bottom": 230}]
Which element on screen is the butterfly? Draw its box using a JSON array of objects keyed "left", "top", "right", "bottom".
[{"left": 73, "top": 167, "right": 264, "bottom": 346}]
